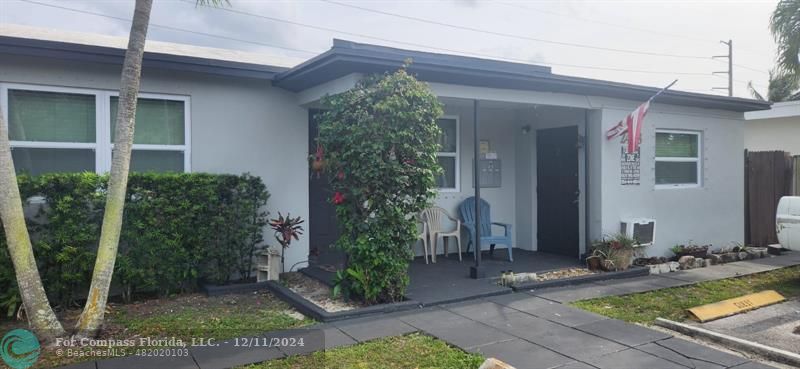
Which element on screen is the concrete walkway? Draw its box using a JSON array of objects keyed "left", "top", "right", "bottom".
[{"left": 63, "top": 253, "right": 800, "bottom": 369}]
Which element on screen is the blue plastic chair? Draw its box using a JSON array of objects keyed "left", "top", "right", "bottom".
[{"left": 459, "top": 197, "right": 513, "bottom": 262}]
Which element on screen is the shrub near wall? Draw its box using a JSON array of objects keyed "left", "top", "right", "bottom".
[
  {"left": 0, "top": 172, "right": 269, "bottom": 317},
  {"left": 318, "top": 68, "right": 443, "bottom": 304}
]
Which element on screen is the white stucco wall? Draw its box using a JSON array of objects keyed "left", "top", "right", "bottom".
[
  {"left": 1, "top": 58, "right": 749, "bottom": 267},
  {"left": 429, "top": 101, "right": 519, "bottom": 255},
  {"left": 0, "top": 54, "right": 310, "bottom": 270},
  {"left": 745, "top": 117, "right": 800, "bottom": 155},
  {"left": 598, "top": 102, "right": 745, "bottom": 257}
]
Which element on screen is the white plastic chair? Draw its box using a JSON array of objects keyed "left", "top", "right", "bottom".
[
  {"left": 421, "top": 207, "right": 462, "bottom": 262},
  {"left": 415, "top": 220, "right": 430, "bottom": 264}
]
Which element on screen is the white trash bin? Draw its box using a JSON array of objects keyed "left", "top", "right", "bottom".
[{"left": 776, "top": 196, "right": 800, "bottom": 251}]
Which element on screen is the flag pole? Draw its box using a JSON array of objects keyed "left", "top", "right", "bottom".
[{"left": 648, "top": 79, "right": 678, "bottom": 103}]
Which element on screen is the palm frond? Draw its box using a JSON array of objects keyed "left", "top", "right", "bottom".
[{"left": 771, "top": 0, "right": 800, "bottom": 75}]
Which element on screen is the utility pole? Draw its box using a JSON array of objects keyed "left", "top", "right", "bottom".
[{"left": 713, "top": 39, "right": 733, "bottom": 97}]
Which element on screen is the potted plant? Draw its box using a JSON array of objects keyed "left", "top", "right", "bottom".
[
  {"left": 586, "top": 250, "right": 604, "bottom": 271},
  {"left": 269, "top": 212, "right": 304, "bottom": 274},
  {"left": 590, "top": 233, "right": 636, "bottom": 271},
  {"left": 671, "top": 243, "right": 710, "bottom": 259}
]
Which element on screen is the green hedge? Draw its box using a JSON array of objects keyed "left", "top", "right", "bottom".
[{"left": 0, "top": 172, "right": 269, "bottom": 317}]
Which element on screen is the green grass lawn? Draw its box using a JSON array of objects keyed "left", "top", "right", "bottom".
[
  {"left": 0, "top": 291, "right": 312, "bottom": 369},
  {"left": 571, "top": 265, "right": 800, "bottom": 324},
  {"left": 242, "top": 333, "right": 484, "bottom": 369}
]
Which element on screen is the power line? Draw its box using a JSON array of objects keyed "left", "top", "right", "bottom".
[
  {"left": 495, "top": 1, "right": 722, "bottom": 46},
  {"left": 17, "top": 0, "right": 320, "bottom": 56},
  {"left": 496, "top": 0, "right": 771, "bottom": 75},
  {"left": 181, "top": 0, "right": 713, "bottom": 76},
  {"left": 320, "top": 0, "right": 713, "bottom": 60},
  {"left": 17, "top": 0, "right": 715, "bottom": 77}
]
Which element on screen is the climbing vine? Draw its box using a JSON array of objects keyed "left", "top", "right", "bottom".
[{"left": 317, "top": 67, "right": 443, "bottom": 304}]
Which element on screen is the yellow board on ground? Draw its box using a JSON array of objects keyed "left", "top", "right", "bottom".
[{"left": 687, "top": 290, "right": 785, "bottom": 322}]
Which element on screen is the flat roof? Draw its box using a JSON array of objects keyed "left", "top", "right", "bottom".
[
  {"left": 275, "top": 39, "right": 770, "bottom": 112},
  {"left": 0, "top": 24, "right": 773, "bottom": 112},
  {"left": 0, "top": 24, "right": 303, "bottom": 79},
  {"left": 745, "top": 100, "right": 800, "bottom": 120}
]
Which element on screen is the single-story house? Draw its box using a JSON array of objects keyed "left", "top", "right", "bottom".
[
  {"left": 745, "top": 100, "right": 800, "bottom": 155},
  {"left": 0, "top": 24, "right": 770, "bottom": 275}
]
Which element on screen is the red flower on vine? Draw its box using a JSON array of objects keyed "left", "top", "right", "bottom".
[
  {"left": 337, "top": 171, "right": 345, "bottom": 180},
  {"left": 333, "top": 192, "right": 345, "bottom": 205}
]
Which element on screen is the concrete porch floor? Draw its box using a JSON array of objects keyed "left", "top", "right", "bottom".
[
  {"left": 406, "top": 249, "right": 581, "bottom": 305},
  {"left": 301, "top": 249, "right": 582, "bottom": 305}
]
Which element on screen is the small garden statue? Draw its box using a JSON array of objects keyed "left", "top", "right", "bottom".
[{"left": 269, "top": 213, "right": 304, "bottom": 273}]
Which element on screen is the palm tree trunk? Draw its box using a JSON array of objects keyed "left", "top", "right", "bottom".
[
  {"left": 75, "top": 0, "right": 153, "bottom": 338},
  {"left": 0, "top": 106, "right": 67, "bottom": 341}
]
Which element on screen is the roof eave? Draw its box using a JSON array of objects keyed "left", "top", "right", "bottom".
[
  {"left": 275, "top": 48, "right": 770, "bottom": 112},
  {"left": 0, "top": 35, "right": 288, "bottom": 80}
]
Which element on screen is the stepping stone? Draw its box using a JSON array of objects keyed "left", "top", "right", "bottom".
[
  {"left": 423, "top": 319, "right": 516, "bottom": 350},
  {"left": 97, "top": 353, "right": 200, "bottom": 369},
  {"left": 396, "top": 307, "right": 467, "bottom": 329},
  {"left": 729, "top": 362, "right": 780, "bottom": 369},
  {"left": 574, "top": 319, "right": 670, "bottom": 347},
  {"left": 590, "top": 348, "right": 685, "bottom": 369},
  {"left": 654, "top": 337, "right": 749, "bottom": 367},
  {"left": 517, "top": 322, "right": 627, "bottom": 361},
  {"left": 270, "top": 328, "right": 327, "bottom": 357},
  {"left": 594, "top": 275, "right": 689, "bottom": 293},
  {"left": 528, "top": 283, "right": 627, "bottom": 303},
  {"left": 637, "top": 342, "right": 724, "bottom": 369},
  {"left": 333, "top": 316, "right": 416, "bottom": 343},
  {"left": 190, "top": 339, "right": 284, "bottom": 369},
  {"left": 444, "top": 300, "right": 519, "bottom": 321},
  {"left": 552, "top": 362, "right": 597, "bottom": 369},
  {"left": 480, "top": 311, "right": 565, "bottom": 337},
  {"left": 489, "top": 294, "right": 608, "bottom": 327},
  {"left": 469, "top": 339, "right": 575, "bottom": 369},
  {"left": 295, "top": 323, "right": 357, "bottom": 349}
]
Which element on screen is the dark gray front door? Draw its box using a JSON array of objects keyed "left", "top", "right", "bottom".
[
  {"left": 536, "top": 126, "right": 580, "bottom": 258},
  {"left": 308, "top": 110, "right": 345, "bottom": 268}
]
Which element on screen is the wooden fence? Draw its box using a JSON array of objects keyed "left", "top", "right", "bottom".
[{"left": 744, "top": 151, "right": 795, "bottom": 247}]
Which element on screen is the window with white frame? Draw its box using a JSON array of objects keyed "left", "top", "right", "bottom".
[
  {"left": 435, "top": 116, "right": 459, "bottom": 191},
  {"left": 2, "top": 84, "right": 190, "bottom": 175},
  {"left": 655, "top": 130, "right": 701, "bottom": 188}
]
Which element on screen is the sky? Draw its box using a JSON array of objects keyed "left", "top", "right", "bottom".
[{"left": 0, "top": 0, "right": 780, "bottom": 99}]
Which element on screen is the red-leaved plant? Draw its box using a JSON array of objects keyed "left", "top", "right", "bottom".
[{"left": 269, "top": 212, "right": 304, "bottom": 273}]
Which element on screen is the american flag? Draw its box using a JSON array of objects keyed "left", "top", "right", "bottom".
[
  {"left": 606, "top": 80, "right": 677, "bottom": 154},
  {"left": 606, "top": 101, "right": 650, "bottom": 154}
]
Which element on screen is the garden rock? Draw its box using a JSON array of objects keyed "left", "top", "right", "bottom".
[
  {"left": 738, "top": 252, "right": 750, "bottom": 261},
  {"left": 479, "top": 358, "right": 516, "bottom": 369},
  {"left": 678, "top": 255, "right": 695, "bottom": 270},
  {"left": 668, "top": 261, "right": 680, "bottom": 272},
  {"left": 721, "top": 253, "right": 738, "bottom": 263},
  {"left": 708, "top": 254, "right": 721, "bottom": 265},
  {"left": 693, "top": 258, "right": 705, "bottom": 268}
]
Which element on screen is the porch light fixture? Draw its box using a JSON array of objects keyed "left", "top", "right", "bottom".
[{"left": 521, "top": 125, "right": 531, "bottom": 135}]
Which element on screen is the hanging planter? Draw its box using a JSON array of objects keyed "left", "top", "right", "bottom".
[{"left": 311, "top": 144, "right": 327, "bottom": 174}]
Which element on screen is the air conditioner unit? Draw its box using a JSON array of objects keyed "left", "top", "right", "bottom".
[{"left": 620, "top": 218, "right": 656, "bottom": 247}]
